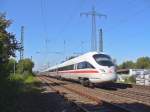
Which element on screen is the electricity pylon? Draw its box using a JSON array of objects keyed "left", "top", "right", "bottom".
[
  {"left": 80, "top": 6, "right": 106, "bottom": 51},
  {"left": 20, "top": 26, "right": 24, "bottom": 60}
]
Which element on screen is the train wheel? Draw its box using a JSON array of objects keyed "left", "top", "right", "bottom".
[
  {"left": 89, "top": 82, "right": 94, "bottom": 88},
  {"left": 79, "top": 78, "right": 89, "bottom": 87},
  {"left": 57, "top": 76, "right": 62, "bottom": 80}
]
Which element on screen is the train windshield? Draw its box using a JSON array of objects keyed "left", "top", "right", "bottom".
[{"left": 93, "top": 54, "right": 114, "bottom": 67}]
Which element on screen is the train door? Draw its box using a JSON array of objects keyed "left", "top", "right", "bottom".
[
  {"left": 72, "top": 64, "right": 78, "bottom": 80},
  {"left": 56, "top": 68, "right": 60, "bottom": 78}
]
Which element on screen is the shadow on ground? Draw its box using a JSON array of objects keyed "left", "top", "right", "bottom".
[
  {"left": 0, "top": 77, "right": 43, "bottom": 112},
  {"left": 15, "top": 81, "right": 150, "bottom": 112}
]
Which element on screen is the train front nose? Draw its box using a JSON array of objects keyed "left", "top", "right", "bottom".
[
  {"left": 99, "top": 67, "right": 117, "bottom": 82},
  {"left": 89, "top": 69, "right": 117, "bottom": 83},
  {"left": 101, "top": 73, "right": 117, "bottom": 82}
]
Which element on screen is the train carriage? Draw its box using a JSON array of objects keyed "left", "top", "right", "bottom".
[{"left": 43, "top": 52, "right": 117, "bottom": 86}]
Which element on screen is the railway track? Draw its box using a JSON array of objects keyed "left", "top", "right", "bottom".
[
  {"left": 38, "top": 76, "right": 131, "bottom": 112},
  {"left": 97, "top": 83, "right": 150, "bottom": 103},
  {"left": 45, "top": 76, "right": 150, "bottom": 106},
  {"left": 45, "top": 76, "right": 150, "bottom": 112},
  {"left": 94, "top": 87, "right": 150, "bottom": 105},
  {"left": 112, "top": 83, "right": 150, "bottom": 93}
]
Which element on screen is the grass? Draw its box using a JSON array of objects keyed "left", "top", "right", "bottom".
[
  {"left": 124, "top": 76, "right": 136, "bottom": 84},
  {"left": 0, "top": 73, "right": 41, "bottom": 112},
  {"left": 117, "top": 76, "right": 136, "bottom": 84}
]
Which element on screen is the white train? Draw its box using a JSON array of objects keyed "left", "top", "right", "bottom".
[{"left": 43, "top": 52, "right": 117, "bottom": 86}]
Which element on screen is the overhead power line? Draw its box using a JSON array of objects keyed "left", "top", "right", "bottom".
[
  {"left": 107, "top": 0, "right": 150, "bottom": 33},
  {"left": 56, "top": 0, "right": 85, "bottom": 39},
  {"left": 40, "top": 0, "right": 49, "bottom": 50}
]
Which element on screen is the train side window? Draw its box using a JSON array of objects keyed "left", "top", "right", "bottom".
[
  {"left": 77, "top": 62, "right": 94, "bottom": 69},
  {"left": 65, "top": 65, "right": 74, "bottom": 70},
  {"left": 58, "top": 64, "right": 74, "bottom": 71},
  {"left": 86, "top": 62, "right": 94, "bottom": 68},
  {"left": 58, "top": 67, "right": 63, "bottom": 71},
  {"left": 49, "top": 69, "right": 56, "bottom": 72},
  {"left": 49, "top": 69, "right": 54, "bottom": 72}
]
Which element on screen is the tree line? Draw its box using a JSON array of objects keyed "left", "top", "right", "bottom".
[
  {"left": 118, "top": 57, "right": 150, "bottom": 69},
  {"left": 0, "top": 13, "right": 34, "bottom": 78},
  {"left": 6, "top": 58, "right": 34, "bottom": 74}
]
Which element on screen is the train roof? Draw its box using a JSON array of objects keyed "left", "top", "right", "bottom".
[{"left": 45, "top": 51, "right": 107, "bottom": 71}]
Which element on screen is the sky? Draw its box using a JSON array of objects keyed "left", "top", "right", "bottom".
[{"left": 0, "top": 0, "right": 150, "bottom": 70}]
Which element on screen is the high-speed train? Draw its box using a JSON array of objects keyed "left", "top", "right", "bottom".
[{"left": 43, "top": 52, "right": 117, "bottom": 86}]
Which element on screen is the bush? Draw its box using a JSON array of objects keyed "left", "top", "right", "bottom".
[
  {"left": 124, "top": 76, "right": 136, "bottom": 84},
  {"left": 9, "top": 73, "right": 38, "bottom": 85},
  {"left": 17, "top": 59, "right": 34, "bottom": 74}
]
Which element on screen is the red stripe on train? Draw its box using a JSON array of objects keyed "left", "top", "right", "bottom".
[{"left": 59, "top": 70, "right": 99, "bottom": 73}]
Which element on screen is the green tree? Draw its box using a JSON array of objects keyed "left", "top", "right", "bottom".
[
  {"left": 5, "top": 58, "right": 17, "bottom": 73},
  {"left": 17, "top": 58, "right": 34, "bottom": 74},
  {"left": 118, "top": 61, "right": 135, "bottom": 69},
  {"left": 136, "top": 57, "right": 150, "bottom": 69},
  {"left": 0, "top": 13, "right": 19, "bottom": 77}
]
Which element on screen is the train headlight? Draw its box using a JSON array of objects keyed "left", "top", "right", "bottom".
[{"left": 100, "top": 69, "right": 105, "bottom": 73}]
